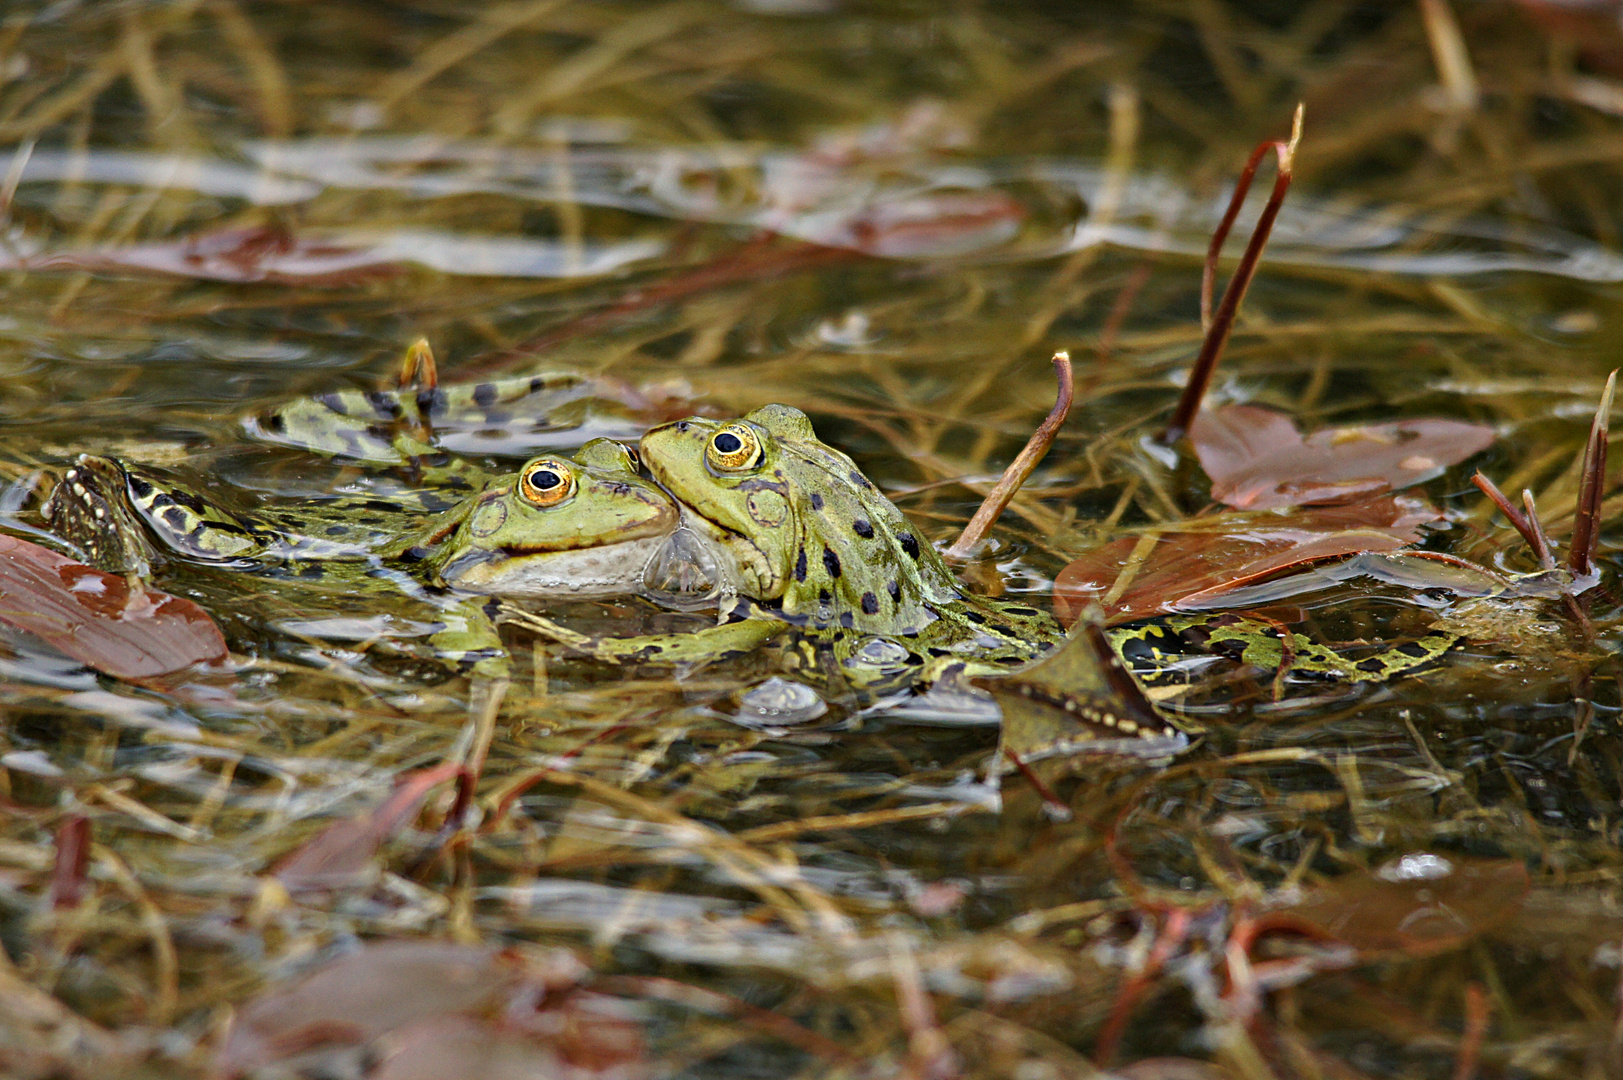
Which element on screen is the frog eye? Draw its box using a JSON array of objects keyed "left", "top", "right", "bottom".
[
  {"left": 517, "top": 459, "right": 576, "bottom": 507},
  {"left": 706, "top": 424, "right": 762, "bottom": 472}
]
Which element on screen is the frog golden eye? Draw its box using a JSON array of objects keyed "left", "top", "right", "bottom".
[
  {"left": 706, "top": 424, "right": 761, "bottom": 471},
  {"left": 518, "top": 459, "right": 576, "bottom": 507}
]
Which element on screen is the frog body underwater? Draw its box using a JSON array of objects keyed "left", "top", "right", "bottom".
[{"left": 43, "top": 438, "right": 679, "bottom": 679}]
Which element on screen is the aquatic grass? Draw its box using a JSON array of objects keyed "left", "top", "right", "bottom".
[{"left": 0, "top": 2, "right": 1621, "bottom": 1078}]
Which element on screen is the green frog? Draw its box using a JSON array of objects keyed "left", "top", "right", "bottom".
[
  {"left": 42, "top": 437, "right": 679, "bottom": 679},
  {"left": 517, "top": 405, "right": 1456, "bottom": 733},
  {"left": 640, "top": 405, "right": 1062, "bottom": 683}
]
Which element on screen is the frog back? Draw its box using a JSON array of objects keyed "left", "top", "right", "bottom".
[
  {"left": 642, "top": 405, "right": 965, "bottom": 635},
  {"left": 772, "top": 423, "right": 966, "bottom": 633}
]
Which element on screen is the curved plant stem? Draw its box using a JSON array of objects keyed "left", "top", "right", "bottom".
[
  {"left": 945, "top": 350, "right": 1073, "bottom": 558},
  {"left": 1471, "top": 471, "right": 1555, "bottom": 570},
  {"left": 1162, "top": 104, "right": 1303, "bottom": 445}
]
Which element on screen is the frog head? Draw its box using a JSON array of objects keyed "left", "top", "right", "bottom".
[
  {"left": 430, "top": 439, "right": 679, "bottom": 597},
  {"left": 639, "top": 405, "right": 962, "bottom": 632}
]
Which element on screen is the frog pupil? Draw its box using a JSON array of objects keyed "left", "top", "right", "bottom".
[
  {"left": 533, "top": 470, "right": 561, "bottom": 489},
  {"left": 715, "top": 433, "right": 742, "bottom": 453}
]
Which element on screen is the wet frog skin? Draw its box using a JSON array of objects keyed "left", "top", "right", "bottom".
[
  {"left": 640, "top": 404, "right": 1060, "bottom": 689},
  {"left": 43, "top": 439, "right": 678, "bottom": 679},
  {"left": 242, "top": 368, "right": 649, "bottom": 465},
  {"left": 528, "top": 404, "right": 1456, "bottom": 718}
]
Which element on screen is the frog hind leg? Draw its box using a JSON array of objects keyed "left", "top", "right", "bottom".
[
  {"left": 247, "top": 372, "right": 598, "bottom": 464},
  {"left": 1293, "top": 627, "right": 1460, "bottom": 681},
  {"left": 52, "top": 455, "right": 280, "bottom": 568},
  {"left": 1165, "top": 614, "right": 1458, "bottom": 683}
]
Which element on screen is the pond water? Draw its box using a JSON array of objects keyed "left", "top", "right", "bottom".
[{"left": 1, "top": 3, "right": 1620, "bottom": 1078}]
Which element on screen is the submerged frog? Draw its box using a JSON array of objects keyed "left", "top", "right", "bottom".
[
  {"left": 43, "top": 438, "right": 678, "bottom": 679},
  {"left": 520, "top": 405, "right": 1456, "bottom": 731}
]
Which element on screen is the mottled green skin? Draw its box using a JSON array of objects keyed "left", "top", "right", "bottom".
[
  {"left": 545, "top": 404, "right": 1453, "bottom": 707},
  {"left": 408, "top": 440, "right": 679, "bottom": 600},
  {"left": 637, "top": 404, "right": 1061, "bottom": 690},
  {"left": 43, "top": 439, "right": 678, "bottom": 678},
  {"left": 242, "top": 370, "right": 628, "bottom": 465}
]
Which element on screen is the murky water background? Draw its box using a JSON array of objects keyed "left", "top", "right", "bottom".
[{"left": 2, "top": 3, "right": 1622, "bottom": 1077}]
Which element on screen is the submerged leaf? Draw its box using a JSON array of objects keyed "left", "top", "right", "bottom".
[
  {"left": 1114, "top": 1062, "right": 1232, "bottom": 1080},
  {"left": 216, "top": 942, "right": 603, "bottom": 1078},
  {"left": 9, "top": 224, "right": 666, "bottom": 283},
  {"left": 1268, "top": 854, "right": 1529, "bottom": 957},
  {"left": 273, "top": 762, "right": 462, "bottom": 895},
  {"left": 1190, "top": 405, "right": 1494, "bottom": 510},
  {"left": 364, "top": 1001, "right": 647, "bottom": 1080},
  {"left": 0, "top": 534, "right": 226, "bottom": 678},
  {"left": 1052, "top": 496, "right": 1439, "bottom": 624}
]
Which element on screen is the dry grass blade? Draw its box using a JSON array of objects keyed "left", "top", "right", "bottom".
[
  {"left": 890, "top": 932, "right": 960, "bottom": 1080},
  {"left": 1419, "top": 0, "right": 1480, "bottom": 113},
  {"left": 594, "top": 976, "right": 861, "bottom": 1068},
  {"left": 945, "top": 350, "right": 1073, "bottom": 559}
]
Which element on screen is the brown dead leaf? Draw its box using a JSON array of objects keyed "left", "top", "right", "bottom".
[
  {"left": 0, "top": 534, "right": 227, "bottom": 678},
  {"left": 1190, "top": 405, "right": 1494, "bottom": 511},
  {"left": 1052, "top": 496, "right": 1439, "bottom": 625}
]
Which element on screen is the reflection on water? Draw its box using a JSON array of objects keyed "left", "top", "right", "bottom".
[{"left": 11, "top": 134, "right": 1623, "bottom": 279}]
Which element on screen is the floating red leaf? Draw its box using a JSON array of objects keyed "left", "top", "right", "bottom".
[
  {"left": 1190, "top": 405, "right": 1494, "bottom": 511},
  {"left": 19, "top": 225, "right": 403, "bottom": 285},
  {"left": 0, "top": 534, "right": 227, "bottom": 678},
  {"left": 1052, "top": 496, "right": 1440, "bottom": 625}
]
